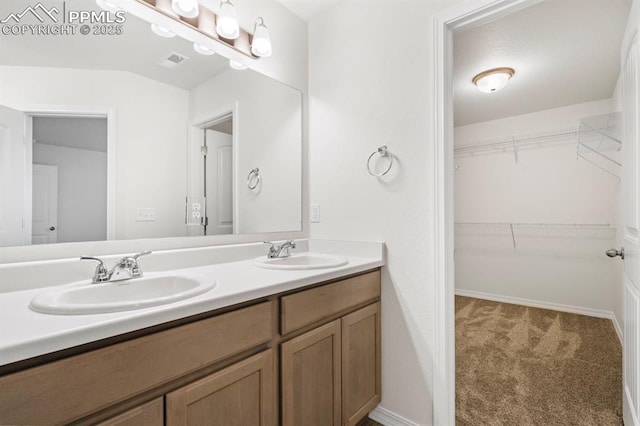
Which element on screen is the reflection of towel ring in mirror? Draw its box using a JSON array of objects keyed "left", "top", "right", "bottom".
[
  {"left": 247, "top": 168, "right": 261, "bottom": 190},
  {"left": 367, "top": 145, "right": 393, "bottom": 177}
]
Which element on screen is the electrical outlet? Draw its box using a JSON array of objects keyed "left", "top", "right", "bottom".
[
  {"left": 136, "top": 208, "right": 156, "bottom": 222},
  {"left": 310, "top": 204, "right": 320, "bottom": 223}
]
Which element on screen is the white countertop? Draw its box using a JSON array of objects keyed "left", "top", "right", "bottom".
[{"left": 0, "top": 240, "right": 384, "bottom": 367}]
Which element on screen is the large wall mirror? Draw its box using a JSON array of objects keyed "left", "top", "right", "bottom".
[{"left": 0, "top": 0, "right": 302, "bottom": 249}]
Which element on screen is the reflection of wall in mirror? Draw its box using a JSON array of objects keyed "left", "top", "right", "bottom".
[
  {"left": 190, "top": 69, "right": 302, "bottom": 233},
  {"left": 0, "top": 65, "right": 190, "bottom": 242}
]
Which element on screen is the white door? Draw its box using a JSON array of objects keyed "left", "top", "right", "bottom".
[
  {"left": 205, "top": 129, "right": 233, "bottom": 235},
  {"left": 0, "top": 105, "right": 26, "bottom": 247},
  {"left": 32, "top": 164, "right": 58, "bottom": 244},
  {"left": 622, "top": 32, "right": 640, "bottom": 426}
]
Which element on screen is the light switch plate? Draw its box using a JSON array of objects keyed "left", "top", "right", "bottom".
[
  {"left": 136, "top": 208, "right": 156, "bottom": 222},
  {"left": 310, "top": 203, "right": 320, "bottom": 223}
]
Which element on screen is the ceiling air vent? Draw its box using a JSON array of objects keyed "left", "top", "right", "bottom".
[{"left": 158, "top": 52, "right": 189, "bottom": 69}]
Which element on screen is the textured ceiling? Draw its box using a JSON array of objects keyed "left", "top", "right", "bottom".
[{"left": 454, "top": 0, "right": 632, "bottom": 126}]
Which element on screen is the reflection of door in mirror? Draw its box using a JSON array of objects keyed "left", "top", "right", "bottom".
[
  {"left": 0, "top": 105, "right": 26, "bottom": 247},
  {"left": 205, "top": 121, "right": 233, "bottom": 236},
  {"left": 32, "top": 165, "right": 58, "bottom": 244},
  {"left": 32, "top": 117, "right": 108, "bottom": 244}
]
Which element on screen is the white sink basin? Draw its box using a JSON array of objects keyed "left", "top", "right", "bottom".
[
  {"left": 253, "top": 253, "right": 348, "bottom": 270},
  {"left": 29, "top": 273, "right": 216, "bottom": 315}
]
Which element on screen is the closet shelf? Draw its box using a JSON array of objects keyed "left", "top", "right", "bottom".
[
  {"left": 455, "top": 222, "right": 616, "bottom": 249},
  {"left": 577, "top": 112, "right": 622, "bottom": 178},
  {"left": 454, "top": 127, "right": 578, "bottom": 162}
]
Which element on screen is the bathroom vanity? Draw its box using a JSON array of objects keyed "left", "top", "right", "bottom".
[{"left": 0, "top": 243, "right": 383, "bottom": 425}]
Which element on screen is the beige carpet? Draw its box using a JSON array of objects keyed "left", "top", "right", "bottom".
[{"left": 456, "top": 296, "right": 622, "bottom": 425}]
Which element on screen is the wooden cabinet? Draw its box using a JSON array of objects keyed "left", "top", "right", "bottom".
[
  {"left": 166, "top": 349, "right": 275, "bottom": 426},
  {"left": 280, "top": 271, "right": 381, "bottom": 426},
  {"left": 282, "top": 320, "right": 342, "bottom": 426},
  {"left": 98, "top": 398, "right": 164, "bottom": 426},
  {"left": 342, "top": 303, "right": 381, "bottom": 426},
  {"left": 0, "top": 269, "right": 380, "bottom": 425}
]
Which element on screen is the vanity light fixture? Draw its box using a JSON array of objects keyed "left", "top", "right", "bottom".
[
  {"left": 121, "top": 0, "right": 271, "bottom": 64},
  {"left": 194, "top": 43, "right": 216, "bottom": 55},
  {"left": 251, "top": 18, "right": 272, "bottom": 57},
  {"left": 229, "top": 59, "right": 247, "bottom": 70},
  {"left": 171, "top": 0, "right": 199, "bottom": 18},
  {"left": 216, "top": 0, "right": 240, "bottom": 40},
  {"left": 151, "top": 23, "right": 176, "bottom": 38},
  {"left": 472, "top": 67, "right": 515, "bottom": 93}
]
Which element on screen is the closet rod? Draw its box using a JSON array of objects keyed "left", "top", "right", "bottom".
[
  {"left": 455, "top": 222, "right": 614, "bottom": 229},
  {"left": 454, "top": 128, "right": 578, "bottom": 156}
]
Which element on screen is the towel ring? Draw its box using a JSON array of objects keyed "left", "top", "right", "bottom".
[
  {"left": 247, "top": 168, "right": 260, "bottom": 190},
  {"left": 367, "top": 145, "right": 393, "bottom": 177}
]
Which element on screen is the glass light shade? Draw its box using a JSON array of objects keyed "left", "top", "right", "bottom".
[
  {"left": 96, "top": 0, "right": 121, "bottom": 13},
  {"left": 229, "top": 59, "right": 247, "bottom": 70},
  {"left": 194, "top": 43, "right": 216, "bottom": 55},
  {"left": 151, "top": 23, "right": 176, "bottom": 38},
  {"left": 472, "top": 67, "right": 515, "bottom": 93},
  {"left": 216, "top": 0, "right": 239, "bottom": 39},
  {"left": 172, "top": 0, "right": 199, "bottom": 18},
  {"left": 251, "top": 18, "right": 272, "bottom": 57}
]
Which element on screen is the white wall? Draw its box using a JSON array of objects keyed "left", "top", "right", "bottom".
[
  {"left": 33, "top": 143, "right": 107, "bottom": 243},
  {"left": 308, "top": 1, "right": 467, "bottom": 423},
  {"left": 0, "top": 66, "right": 190, "bottom": 242},
  {"left": 190, "top": 69, "right": 302, "bottom": 233},
  {"left": 454, "top": 99, "right": 620, "bottom": 317}
]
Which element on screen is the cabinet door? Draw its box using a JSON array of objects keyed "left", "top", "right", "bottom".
[
  {"left": 97, "top": 398, "right": 163, "bottom": 426},
  {"left": 342, "top": 303, "right": 381, "bottom": 426},
  {"left": 166, "top": 349, "right": 275, "bottom": 426},
  {"left": 282, "top": 320, "right": 342, "bottom": 426}
]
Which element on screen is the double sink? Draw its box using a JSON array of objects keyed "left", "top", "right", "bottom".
[{"left": 29, "top": 249, "right": 348, "bottom": 316}]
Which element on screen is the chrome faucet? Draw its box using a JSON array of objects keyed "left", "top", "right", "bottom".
[
  {"left": 81, "top": 251, "right": 152, "bottom": 284},
  {"left": 263, "top": 240, "right": 296, "bottom": 258}
]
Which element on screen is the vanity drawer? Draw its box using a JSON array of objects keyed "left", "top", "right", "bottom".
[
  {"left": 0, "top": 301, "right": 274, "bottom": 425},
  {"left": 280, "top": 270, "right": 380, "bottom": 335}
]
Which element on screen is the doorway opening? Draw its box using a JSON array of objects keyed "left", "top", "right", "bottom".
[
  {"left": 31, "top": 116, "right": 108, "bottom": 244},
  {"left": 188, "top": 106, "right": 237, "bottom": 236},
  {"left": 433, "top": 0, "right": 635, "bottom": 424}
]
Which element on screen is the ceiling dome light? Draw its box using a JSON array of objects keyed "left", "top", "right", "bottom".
[
  {"left": 472, "top": 67, "right": 515, "bottom": 93},
  {"left": 194, "top": 43, "right": 216, "bottom": 55},
  {"left": 229, "top": 59, "right": 247, "bottom": 70},
  {"left": 216, "top": 0, "right": 239, "bottom": 40},
  {"left": 96, "top": 0, "right": 121, "bottom": 13},
  {"left": 151, "top": 23, "right": 176, "bottom": 38},
  {"left": 172, "top": 0, "right": 199, "bottom": 18},
  {"left": 251, "top": 17, "right": 272, "bottom": 57}
]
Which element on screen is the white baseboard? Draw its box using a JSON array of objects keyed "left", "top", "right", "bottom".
[
  {"left": 456, "top": 289, "right": 622, "bottom": 342},
  {"left": 625, "top": 387, "right": 640, "bottom": 426},
  {"left": 369, "top": 406, "right": 419, "bottom": 426}
]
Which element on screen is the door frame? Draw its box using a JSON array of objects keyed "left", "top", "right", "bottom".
[
  {"left": 188, "top": 102, "right": 239, "bottom": 235},
  {"left": 432, "top": 0, "right": 545, "bottom": 423},
  {"left": 9, "top": 104, "right": 117, "bottom": 241}
]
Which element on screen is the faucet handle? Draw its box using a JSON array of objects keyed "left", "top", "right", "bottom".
[
  {"left": 133, "top": 250, "right": 152, "bottom": 260},
  {"left": 80, "top": 256, "right": 109, "bottom": 283}
]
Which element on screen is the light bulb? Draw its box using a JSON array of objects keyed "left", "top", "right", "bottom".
[
  {"left": 172, "top": 0, "right": 199, "bottom": 18},
  {"left": 151, "top": 23, "right": 176, "bottom": 38},
  {"left": 96, "top": 0, "right": 121, "bottom": 13},
  {"left": 251, "top": 18, "right": 272, "bottom": 57},
  {"left": 194, "top": 43, "right": 216, "bottom": 55},
  {"left": 472, "top": 67, "right": 515, "bottom": 93},
  {"left": 229, "top": 59, "right": 247, "bottom": 70},
  {"left": 216, "top": 0, "right": 239, "bottom": 39}
]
